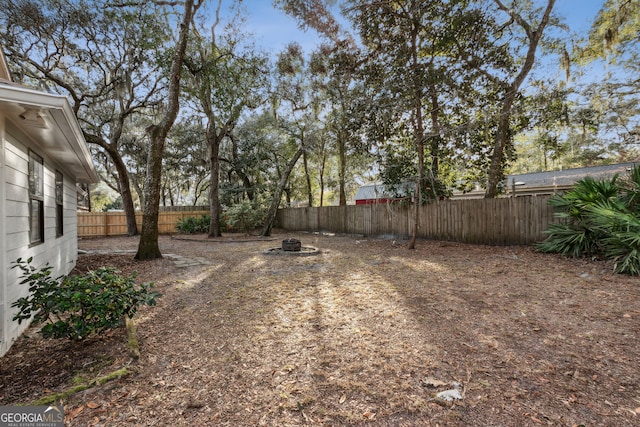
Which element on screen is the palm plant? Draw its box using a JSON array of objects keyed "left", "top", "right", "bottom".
[
  {"left": 619, "top": 165, "right": 640, "bottom": 213},
  {"left": 587, "top": 201, "right": 640, "bottom": 275},
  {"left": 537, "top": 165, "right": 640, "bottom": 275},
  {"left": 538, "top": 175, "right": 620, "bottom": 257}
]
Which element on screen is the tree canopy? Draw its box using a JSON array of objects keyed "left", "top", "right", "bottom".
[{"left": 1, "top": 0, "right": 637, "bottom": 251}]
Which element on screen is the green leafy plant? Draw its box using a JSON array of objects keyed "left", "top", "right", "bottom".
[
  {"left": 225, "top": 200, "right": 264, "bottom": 234},
  {"left": 587, "top": 200, "right": 640, "bottom": 275},
  {"left": 537, "top": 165, "right": 640, "bottom": 275},
  {"left": 176, "top": 214, "right": 211, "bottom": 234},
  {"left": 176, "top": 213, "right": 232, "bottom": 234},
  {"left": 11, "top": 258, "right": 161, "bottom": 340}
]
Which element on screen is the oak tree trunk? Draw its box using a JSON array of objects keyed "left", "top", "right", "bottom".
[
  {"left": 208, "top": 121, "right": 223, "bottom": 238},
  {"left": 262, "top": 147, "right": 304, "bottom": 237},
  {"left": 84, "top": 132, "right": 138, "bottom": 236},
  {"left": 136, "top": 0, "right": 199, "bottom": 260},
  {"left": 338, "top": 130, "right": 347, "bottom": 206},
  {"left": 484, "top": 0, "right": 556, "bottom": 198}
]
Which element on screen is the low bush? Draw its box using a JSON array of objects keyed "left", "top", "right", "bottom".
[
  {"left": 225, "top": 200, "right": 264, "bottom": 234},
  {"left": 11, "top": 258, "right": 161, "bottom": 340},
  {"left": 537, "top": 165, "right": 640, "bottom": 275},
  {"left": 176, "top": 214, "right": 211, "bottom": 234},
  {"left": 176, "top": 213, "right": 231, "bottom": 233}
]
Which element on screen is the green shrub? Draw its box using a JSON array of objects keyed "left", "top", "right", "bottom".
[
  {"left": 11, "top": 258, "right": 161, "bottom": 340},
  {"left": 537, "top": 165, "right": 640, "bottom": 275},
  {"left": 176, "top": 213, "right": 232, "bottom": 233},
  {"left": 176, "top": 214, "right": 210, "bottom": 234},
  {"left": 225, "top": 200, "right": 264, "bottom": 234},
  {"left": 587, "top": 200, "right": 640, "bottom": 275}
]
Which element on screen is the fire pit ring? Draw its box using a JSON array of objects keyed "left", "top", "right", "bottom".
[{"left": 263, "top": 238, "right": 321, "bottom": 256}]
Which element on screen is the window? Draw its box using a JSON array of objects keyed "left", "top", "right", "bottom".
[
  {"left": 29, "top": 151, "right": 44, "bottom": 244},
  {"left": 55, "top": 171, "right": 63, "bottom": 237}
]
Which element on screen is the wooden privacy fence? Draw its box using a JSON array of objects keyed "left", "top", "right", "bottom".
[
  {"left": 78, "top": 210, "right": 208, "bottom": 238},
  {"left": 276, "top": 195, "right": 557, "bottom": 245}
]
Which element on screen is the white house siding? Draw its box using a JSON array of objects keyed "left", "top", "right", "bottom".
[
  {"left": 1, "top": 124, "right": 80, "bottom": 356},
  {"left": 0, "top": 111, "right": 5, "bottom": 358}
]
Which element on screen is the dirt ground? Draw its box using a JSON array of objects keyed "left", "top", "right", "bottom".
[{"left": 1, "top": 231, "right": 639, "bottom": 426}]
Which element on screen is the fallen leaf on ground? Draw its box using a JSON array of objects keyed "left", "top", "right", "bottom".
[
  {"left": 530, "top": 415, "right": 543, "bottom": 424},
  {"left": 363, "top": 410, "right": 376, "bottom": 420},
  {"left": 423, "top": 377, "right": 448, "bottom": 388},
  {"left": 66, "top": 406, "right": 84, "bottom": 419}
]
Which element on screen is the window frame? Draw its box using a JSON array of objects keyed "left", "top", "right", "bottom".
[
  {"left": 55, "top": 170, "right": 64, "bottom": 237},
  {"left": 28, "top": 150, "right": 44, "bottom": 245}
]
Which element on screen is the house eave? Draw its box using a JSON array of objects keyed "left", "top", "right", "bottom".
[{"left": 0, "top": 83, "right": 98, "bottom": 183}]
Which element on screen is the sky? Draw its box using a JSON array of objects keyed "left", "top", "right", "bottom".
[
  {"left": 216, "top": 0, "right": 607, "bottom": 55},
  {"left": 216, "top": 0, "right": 610, "bottom": 96},
  {"left": 555, "top": 0, "right": 605, "bottom": 33}
]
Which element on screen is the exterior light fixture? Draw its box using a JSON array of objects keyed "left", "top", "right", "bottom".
[{"left": 19, "top": 108, "right": 48, "bottom": 129}]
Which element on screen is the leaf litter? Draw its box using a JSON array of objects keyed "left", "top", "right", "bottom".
[{"left": 0, "top": 232, "right": 638, "bottom": 426}]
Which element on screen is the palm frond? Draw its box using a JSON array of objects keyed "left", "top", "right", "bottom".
[
  {"left": 620, "top": 165, "right": 640, "bottom": 214},
  {"left": 539, "top": 169, "right": 640, "bottom": 275},
  {"left": 536, "top": 223, "right": 596, "bottom": 257}
]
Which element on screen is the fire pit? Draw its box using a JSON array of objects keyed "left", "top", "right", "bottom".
[
  {"left": 263, "top": 238, "right": 321, "bottom": 256},
  {"left": 282, "top": 238, "right": 302, "bottom": 251}
]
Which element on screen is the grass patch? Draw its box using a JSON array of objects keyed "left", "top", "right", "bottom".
[{"left": 29, "top": 367, "right": 130, "bottom": 406}]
